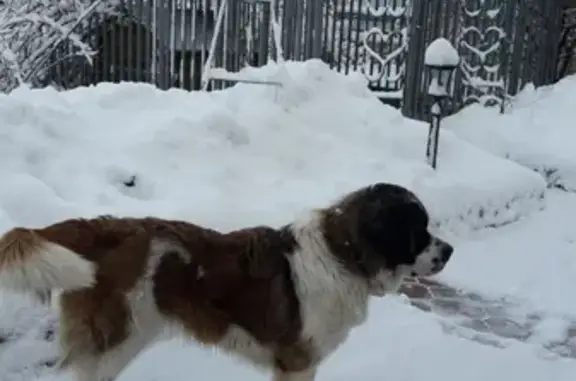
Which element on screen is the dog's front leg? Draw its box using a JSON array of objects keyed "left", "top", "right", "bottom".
[{"left": 273, "top": 367, "right": 317, "bottom": 381}]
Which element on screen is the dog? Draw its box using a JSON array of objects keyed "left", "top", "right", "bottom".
[{"left": 0, "top": 182, "right": 453, "bottom": 381}]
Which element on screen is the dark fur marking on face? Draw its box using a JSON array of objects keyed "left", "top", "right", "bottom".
[{"left": 320, "top": 183, "right": 439, "bottom": 279}]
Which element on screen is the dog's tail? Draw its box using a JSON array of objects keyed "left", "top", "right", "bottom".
[{"left": 0, "top": 227, "right": 96, "bottom": 297}]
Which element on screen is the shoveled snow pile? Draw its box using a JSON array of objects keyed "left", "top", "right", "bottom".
[
  {"left": 444, "top": 74, "right": 576, "bottom": 191},
  {"left": 0, "top": 59, "right": 571, "bottom": 381},
  {"left": 0, "top": 60, "right": 545, "bottom": 235}
]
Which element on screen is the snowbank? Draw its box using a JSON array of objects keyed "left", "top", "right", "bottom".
[
  {"left": 443, "top": 190, "right": 576, "bottom": 317},
  {"left": 0, "top": 59, "right": 545, "bottom": 235},
  {"left": 445, "top": 75, "right": 576, "bottom": 191},
  {"left": 0, "top": 59, "right": 567, "bottom": 381}
]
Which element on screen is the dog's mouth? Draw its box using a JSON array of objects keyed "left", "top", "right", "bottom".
[
  {"left": 431, "top": 262, "right": 447, "bottom": 273},
  {"left": 410, "top": 262, "right": 447, "bottom": 278}
]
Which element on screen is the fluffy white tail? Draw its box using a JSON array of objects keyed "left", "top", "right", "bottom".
[{"left": 0, "top": 228, "right": 96, "bottom": 295}]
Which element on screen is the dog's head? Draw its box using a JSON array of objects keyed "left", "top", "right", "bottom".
[{"left": 323, "top": 182, "right": 453, "bottom": 296}]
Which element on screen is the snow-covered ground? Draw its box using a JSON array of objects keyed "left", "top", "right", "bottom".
[
  {"left": 0, "top": 60, "right": 575, "bottom": 381},
  {"left": 445, "top": 76, "right": 576, "bottom": 191}
]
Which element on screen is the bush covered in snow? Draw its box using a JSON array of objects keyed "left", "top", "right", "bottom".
[{"left": 0, "top": 0, "right": 118, "bottom": 92}]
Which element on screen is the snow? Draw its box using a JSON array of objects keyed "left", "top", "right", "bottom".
[
  {"left": 443, "top": 189, "right": 576, "bottom": 316},
  {"left": 424, "top": 37, "right": 460, "bottom": 67},
  {"left": 205, "top": 67, "right": 283, "bottom": 86},
  {"left": 0, "top": 59, "right": 574, "bottom": 381},
  {"left": 445, "top": 75, "right": 576, "bottom": 191},
  {"left": 0, "top": 59, "right": 545, "bottom": 234},
  {"left": 425, "top": 38, "right": 460, "bottom": 97}
]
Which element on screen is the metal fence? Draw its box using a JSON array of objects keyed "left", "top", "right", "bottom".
[
  {"left": 45, "top": 0, "right": 565, "bottom": 121},
  {"left": 558, "top": 6, "right": 576, "bottom": 78}
]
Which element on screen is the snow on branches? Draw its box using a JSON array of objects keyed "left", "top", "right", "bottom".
[{"left": 0, "top": 0, "right": 119, "bottom": 92}]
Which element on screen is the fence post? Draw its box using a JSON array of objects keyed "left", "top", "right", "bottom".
[
  {"left": 259, "top": 2, "right": 272, "bottom": 66},
  {"left": 541, "top": 0, "right": 561, "bottom": 86},
  {"left": 533, "top": 0, "right": 546, "bottom": 87},
  {"left": 312, "top": 0, "right": 324, "bottom": 59},
  {"left": 151, "top": 0, "right": 158, "bottom": 85},
  {"left": 403, "top": 0, "right": 428, "bottom": 119},
  {"left": 548, "top": 1, "right": 564, "bottom": 83},
  {"left": 157, "top": 0, "right": 170, "bottom": 89},
  {"left": 507, "top": 0, "right": 524, "bottom": 95},
  {"left": 281, "top": 0, "right": 295, "bottom": 60},
  {"left": 498, "top": 0, "right": 516, "bottom": 112}
]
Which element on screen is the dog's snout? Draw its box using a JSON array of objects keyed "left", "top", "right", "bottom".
[{"left": 440, "top": 244, "right": 453, "bottom": 261}]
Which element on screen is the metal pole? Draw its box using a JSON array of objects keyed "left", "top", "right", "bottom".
[
  {"left": 151, "top": 0, "right": 158, "bottom": 85},
  {"left": 201, "top": 0, "right": 228, "bottom": 91},
  {"left": 426, "top": 102, "right": 442, "bottom": 169}
]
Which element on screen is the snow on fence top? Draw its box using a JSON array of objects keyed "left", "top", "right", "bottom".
[{"left": 425, "top": 38, "right": 460, "bottom": 67}]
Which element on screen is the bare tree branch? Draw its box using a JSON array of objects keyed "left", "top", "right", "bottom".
[{"left": 0, "top": 0, "right": 119, "bottom": 92}]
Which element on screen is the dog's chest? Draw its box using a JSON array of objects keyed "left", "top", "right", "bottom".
[
  {"left": 287, "top": 242, "right": 371, "bottom": 359},
  {"left": 310, "top": 290, "right": 367, "bottom": 330},
  {"left": 299, "top": 285, "right": 369, "bottom": 360}
]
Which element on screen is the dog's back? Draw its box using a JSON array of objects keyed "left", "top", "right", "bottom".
[
  {"left": 0, "top": 182, "right": 455, "bottom": 381},
  {"left": 0, "top": 216, "right": 307, "bottom": 381}
]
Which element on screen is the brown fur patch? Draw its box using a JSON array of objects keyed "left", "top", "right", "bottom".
[
  {"left": 6, "top": 216, "right": 304, "bottom": 372},
  {"left": 152, "top": 224, "right": 302, "bottom": 346}
]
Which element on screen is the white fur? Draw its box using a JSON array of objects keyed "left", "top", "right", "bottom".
[
  {"left": 73, "top": 238, "right": 279, "bottom": 381},
  {"left": 368, "top": 236, "right": 451, "bottom": 297},
  {"left": 68, "top": 213, "right": 375, "bottom": 381},
  {"left": 367, "top": 268, "right": 407, "bottom": 296},
  {"left": 59, "top": 210, "right": 450, "bottom": 381},
  {"left": 287, "top": 212, "right": 371, "bottom": 363},
  {"left": 218, "top": 325, "right": 275, "bottom": 367},
  {"left": 70, "top": 278, "right": 163, "bottom": 381},
  {"left": 0, "top": 241, "right": 96, "bottom": 293},
  {"left": 412, "top": 236, "right": 448, "bottom": 275},
  {"left": 66, "top": 239, "right": 182, "bottom": 381},
  {"left": 214, "top": 211, "right": 374, "bottom": 377}
]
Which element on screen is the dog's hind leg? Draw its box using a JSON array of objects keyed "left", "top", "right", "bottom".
[
  {"left": 69, "top": 358, "right": 99, "bottom": 381},
  {"left": 59, "top": 328, "right": 156, "bottom": 381},
  {"left": 95, "top": 330, "right": 156, "bottom": 381},
  {"left": 58, "top": 289, "right": 158, "bottom": 381},
  {"left": 94, "top": 289, "right": 165, "bottom": 381}
]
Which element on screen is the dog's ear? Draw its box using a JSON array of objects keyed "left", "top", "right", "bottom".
[{"left": 357, "top": 200, "right": 428, "bottom": 268}]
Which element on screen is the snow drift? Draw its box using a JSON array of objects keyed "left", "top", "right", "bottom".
[
  {"left": 0, "top": 59, "right": 563, "bottom": 381},
  {"left": 0, "top": 59, "right": 546, "bottom": 235},
  {"left": 445, "top": 74, "right": 576, "bottom": 191}
]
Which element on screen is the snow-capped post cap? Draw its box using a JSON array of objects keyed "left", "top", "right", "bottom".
[{"left": 425, "top": 38, "right": 460, "bottom": 68}]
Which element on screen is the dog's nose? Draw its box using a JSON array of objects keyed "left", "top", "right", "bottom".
[{"left": 441, "top": 244, "right": 453, "bottom": 261}]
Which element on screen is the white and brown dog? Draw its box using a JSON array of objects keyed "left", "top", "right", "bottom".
[{"left": 0, "top": 182, "right": 453, "bottom": 381}]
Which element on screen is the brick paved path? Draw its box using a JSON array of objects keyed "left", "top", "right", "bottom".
[{"left": 400, "top": 278, "right": 576, "bottom": 359}]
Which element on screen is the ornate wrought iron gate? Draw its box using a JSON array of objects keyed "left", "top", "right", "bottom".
[{"left": 39, "top": 0, "right": 565, "bottom": 121}]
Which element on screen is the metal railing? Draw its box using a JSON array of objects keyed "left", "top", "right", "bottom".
[{"left": 1, "top": 0, "right": 566, "bottom": 121}]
